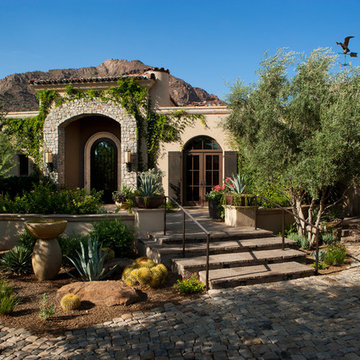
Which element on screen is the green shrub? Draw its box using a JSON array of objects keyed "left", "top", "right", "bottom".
[
  {"left": 91, "top": 219, "right": 135, "bottom": 257},
  {"left": 0, "top": 183, "right": 103, "bottom": 214},
  {"left": 324, "top": 243, "right": 347, "bottom": 266},
  {"left": 311, "top": 249, "right": 327, "bottom": 262},
  {"left": 67, "top": 236, "right": 118, "bottom": 281},
  {"left": 0, "top": 246, "right": 32, "bottom": 275},
  {"left": 17, "top": 231, "right": 37, "bottom": 252},
  {"left": 312, "top": 262, "right": 327, "bottom": 270},
  {"left": 321, "top": 232, "right": 339, "bottom": 246},
  {"left": 58, "top": 234, "right": 89, "bottom": 267},
  {"left": 287, "top": 233, "right": 310, "bottom": 249},
  {"left": 39, "top": 293, "right": 55, "bottom": 320},
  {"left": 0, "top": 280, "right": 18, "bottom": 315},
  {"left": 176, "top": 273, "right": 205, "bottom": 294}
]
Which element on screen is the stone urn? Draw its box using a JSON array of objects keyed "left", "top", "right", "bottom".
[{"left": 25, "top": 219, "right": 67, "bottom": 281}]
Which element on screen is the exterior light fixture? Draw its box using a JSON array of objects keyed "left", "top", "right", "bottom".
[
  {"left": 45, "top": 151, "right": 54, "bottom": 171},
  {"left": 125, "top": 151, "right": 132, "bottom": 172}
]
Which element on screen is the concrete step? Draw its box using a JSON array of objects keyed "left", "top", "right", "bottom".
[
  {"left": 140, "top": 237, "right": 297, "bottom": 267},
  {"left": 154, "top": 227, "right": 274, "bottom": 245},
  {"left": 172, "top": 248, "right": 307, "bottom": 276},
  {"left": 199, "top": 262, "right": 314, "bottom": 289}
]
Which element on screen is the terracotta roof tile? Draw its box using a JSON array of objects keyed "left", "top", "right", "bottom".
[{"left": 29, "top": 74, "right": 150, "bottom": 85}]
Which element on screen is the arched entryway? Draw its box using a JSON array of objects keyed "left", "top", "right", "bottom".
[
  {"left": 184, "top": 136, "right": 222, "bottom": 206},
  {"left": 84, "top": 132, "right": 121, "bottom": 203}
]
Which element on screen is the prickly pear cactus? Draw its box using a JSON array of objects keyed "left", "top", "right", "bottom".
[
  {"left": 121, "top": 257, "right": 167, "bottom": 288},
  {"left": 60, "top": 293, "right": 81, "bottom": 311}
]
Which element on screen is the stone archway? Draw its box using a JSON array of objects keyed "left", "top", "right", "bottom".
[{"left": 43, "top": 99, "right": 138, "bottom": 189}]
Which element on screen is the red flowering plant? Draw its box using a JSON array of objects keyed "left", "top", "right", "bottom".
[{"left": 205, "top": 178, "right": 232, "bottom": 202}]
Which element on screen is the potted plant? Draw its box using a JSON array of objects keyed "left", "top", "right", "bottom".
[
  {"left": 223, "top": 174, "right": 257, "bottom": 227},
  {"left": 112, "top": 185, "right": 134, "bottom": 208},
  {"left": 134, "top": 169, "right": 165, "bottom": 209},
  {"left": 205, "top": 182, "right": 227, "bottom": 220}
]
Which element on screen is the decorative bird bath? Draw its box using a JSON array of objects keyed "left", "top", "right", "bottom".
[{"left": 25, "top": 219, "right": 67, "bottom": 281}]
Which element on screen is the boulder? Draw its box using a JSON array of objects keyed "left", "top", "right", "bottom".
[{"left": 56, "top": 280, "right": 140, "bottom": 306}]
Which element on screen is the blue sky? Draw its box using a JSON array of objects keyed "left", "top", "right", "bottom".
[{"left": 0, "top": 0, "right": 359, "bottom": 100}]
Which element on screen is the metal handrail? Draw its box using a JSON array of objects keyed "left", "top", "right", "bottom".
[
  {"left": 255, "top": 195, "right": 321, "bottom": 274},
  {"left": 164, "top": 196, "right": 211, "bottom": 290}
]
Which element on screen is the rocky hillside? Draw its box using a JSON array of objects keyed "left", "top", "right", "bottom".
[{"left": 0, "top": 59, "right": 225, "bottom": 112}]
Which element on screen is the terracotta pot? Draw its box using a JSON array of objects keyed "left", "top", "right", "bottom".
[
  {"left": 134, "top": 196, "right": 165, "bottom": 209},
  {"left": 25, "top": 219, "right": 67, "bottom": 281}
]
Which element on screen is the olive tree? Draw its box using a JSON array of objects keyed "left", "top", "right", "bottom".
[{"left": 225, "top": 49, "right": 360, "bottom": 246}]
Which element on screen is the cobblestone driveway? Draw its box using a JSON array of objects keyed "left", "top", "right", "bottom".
[{"left": 1, "top": 250, "right": 360, "bottom": 359}]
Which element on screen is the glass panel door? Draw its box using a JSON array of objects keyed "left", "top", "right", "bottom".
[{"left": 91, "top": 138, "right": 117, "bottom": 203}]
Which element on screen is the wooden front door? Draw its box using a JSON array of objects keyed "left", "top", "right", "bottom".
[{"left": 184, "top": 136, "right": 222, "bottom": 206}]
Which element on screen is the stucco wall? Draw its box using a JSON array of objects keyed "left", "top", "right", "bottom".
[{"left": 156, "top": 106, "right": 233, "bottom": 195}]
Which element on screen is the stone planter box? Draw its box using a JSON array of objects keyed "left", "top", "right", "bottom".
[
  {"left": 224, "top": 205, "right": 257, "bottom": 227},
  {"left": 224, "top": 205, "right": 308, "bottom": 234},
  {"left": 133, "top": 208, "right": 165, "bottom": 237},
  {"left": 0, "top": 213, "right": 134, "bottom": 251}
]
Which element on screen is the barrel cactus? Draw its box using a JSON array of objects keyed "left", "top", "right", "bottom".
[
  {"left": 122, "top": 257, "right": 167, "bottom": 288},
  {"left": 60, "top": 293, "right": 81, "bottom": 311},
  {"left": 134, "top": 257, "right": 156, "bottom": 268}
]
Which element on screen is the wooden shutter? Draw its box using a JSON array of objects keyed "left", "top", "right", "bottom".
[
  {"left": 168, "top": 151, "right": 182, "bottom": 203},
  {"left": 224, "top": 151, "right": 238, "bottom": 178}
]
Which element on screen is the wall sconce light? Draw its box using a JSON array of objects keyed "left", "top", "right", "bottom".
[
  {"left": 45, "top": 151, "right": 54, "bottom": 172},
  {"left": 125, "top": 151, "right": 132, "bottom": 172}
]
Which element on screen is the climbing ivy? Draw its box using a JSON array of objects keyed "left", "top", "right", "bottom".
[{"left": 0, "top": 78, "right": 203, "bottom": 169}]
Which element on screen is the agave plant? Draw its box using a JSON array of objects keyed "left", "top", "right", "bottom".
[
  {"left": 137, "top": 169, "right": 164, "bottom": 197},
  {"left": 66, "top": 236, "right": 118, "bottom": 281},
  {"left": 226, "top": 174, "right": 247, "bottom": 194},
  {"left": 0, "top": 246, "right": 32, "bottom": 275}
]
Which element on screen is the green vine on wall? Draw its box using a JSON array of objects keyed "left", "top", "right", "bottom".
[{"left": 0, "top": 78, "right": 203, "bottom": 169}]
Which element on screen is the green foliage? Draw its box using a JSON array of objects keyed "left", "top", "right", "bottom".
[
  {"left": 0, "top": 280, "right": 18, "bottom": 315},
  {"left": 225, "top": 174, "right": 246, "bottom": 194},
  {"left": 112, "top": 185, "right": 134, "bottom": 203},
  {"left": 176, "top": 273, "right": 205, "bottom": 294},
  {"left": 91, "top": 218, "right": 135, "bottom": 257},
  {"left": 39, "top": 293, "right": 55, "bottom": 320},
  {"left": 66, "top": 236, "right": 118, "bottom": 281},
  {"left": 0, "top": 182, "right": 103, "bottom": 214},
  {"left": 0, "top": 131, "right": 16, "bottom": 177},
  {"left": 121, "top": 258, "right": 168, "bottom": 288},
  {"left": 0, "top": 79, "right": 202, "bottom": 170},
  {"left": 225, "top": 48, "right": 360, "bottom": 235},
  {"left": 287, "top": 232, "right": 310, "bottom": 249},
  {"left": 311, "top": 249, "right": 327, "bottom": 261},
  {"left": 137, "top": 168, "right": 164, "bottom": 196},
  {"left": 60, "top": 293, "right": 81, "bottom": 311},
  {"left": 58, "top": 234, "right": 89, "bottom": 267},
  {"left": 312, "top": 261, "right": 327, "bottom": 270},
  {"left": 0, "top": 173, "right": 46, "bottom": 200},
  {"left": 321, "top": 232, "right": 339, "bottom": 246},
  {"left": 0, "top": 246, "right": 32, "bottom": 274},
  {"left": 324, "top": 243, "right": 347, "bottom": 265},
  {"left": 17, "top": 230, "right": 37, "bottom": 252}
]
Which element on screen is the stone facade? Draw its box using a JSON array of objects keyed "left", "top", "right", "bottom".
[{"left": 43, "top": 98, "right": 139, "bottom": 189}]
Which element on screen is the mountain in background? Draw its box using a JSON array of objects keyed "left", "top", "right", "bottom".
[{"left": 0, "top": 59, "right": 225, "bottom": 112}]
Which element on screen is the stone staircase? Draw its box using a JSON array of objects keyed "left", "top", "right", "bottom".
[
  {"left": 341, "top": 217, "right": 360, "bottom": 242},
  {"left": 138, "top": 213, "right": 314, "bottom": 289}
]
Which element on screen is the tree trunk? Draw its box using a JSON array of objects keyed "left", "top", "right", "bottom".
[
  {"left": 289, "top": 187, "right": 306, "bottom": 236},
  {"left": 309, "top": 191, "right": 325, "bottom": 248}
]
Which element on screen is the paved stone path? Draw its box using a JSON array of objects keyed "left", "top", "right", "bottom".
[
  {"left": 1, "top": 208, "right": 360, "bottom": 359},
  {"left": 1, "top": 256, "right": 360, "bottom": 360}
]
